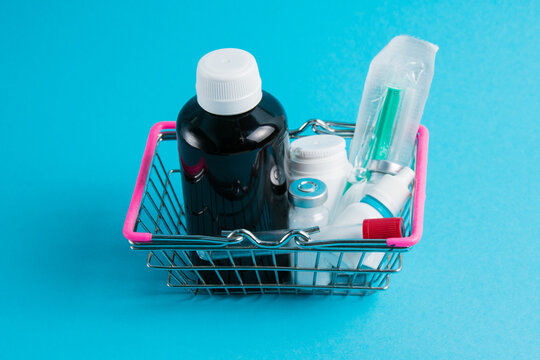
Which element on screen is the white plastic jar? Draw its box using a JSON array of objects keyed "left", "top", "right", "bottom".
[{"left": 287, "top": 135, "right": 351, "bottom": 215}]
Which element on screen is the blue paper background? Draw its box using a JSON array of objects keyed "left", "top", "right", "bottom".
[{"left": 1, "top": 1, "right": 538, "bottom": 358}]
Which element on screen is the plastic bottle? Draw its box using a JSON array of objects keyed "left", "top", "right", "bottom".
[
  {"left": 310, "top": 218, "right": 402, "bottom": 269},
  {"left": 288, "top": 178, "right": 332, "bottom": 286},
  {"left": 348, "top": 35, "right": 438, "bottom": 182},
  {"left": 333, "top": 170, "right": 391, "bottom": 220},
  {"left": 333, "top": 167, "right": 415, "bottom": 268},
  {"left": 331, "top": 181, "right": 368, "bottom": 221},
  {"left": 287, "top": 135, "right": 351, "bottom": 216},
  {"left": 176, "top": 48, "right": 290, "bottom": 285}
]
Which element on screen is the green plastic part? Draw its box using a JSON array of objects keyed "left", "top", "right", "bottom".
[{"left": 371, "top": 87, "right": 402, "bottom": 161}]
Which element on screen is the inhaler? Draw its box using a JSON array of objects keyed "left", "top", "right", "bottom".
[{"left": 348, "top": 35, "right": 438, "bottom": 182}]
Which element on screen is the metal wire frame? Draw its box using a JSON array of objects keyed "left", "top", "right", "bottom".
[
  {"left": 147, "top": 249, "right": 402, "bottom": 296},
  {"left": 130, "top": 119, "right": 417, "bottom": 295}
]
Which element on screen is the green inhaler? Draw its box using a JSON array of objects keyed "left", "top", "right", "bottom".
[
  {"left": 342, "top": 86, "right": 401, "bottom": 191},
  {"left": 369, "top": 87, "right": 402, "bottom": 163}
]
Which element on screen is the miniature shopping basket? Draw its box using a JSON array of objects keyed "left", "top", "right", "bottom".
[{"left": 123, "top": 119, "right": 428, "bottom": 295}]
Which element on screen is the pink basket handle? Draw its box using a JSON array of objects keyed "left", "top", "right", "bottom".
[
  {"left": 386, "top": 125, "right": 429, "bottom": 247},
  {"left": 123, "top": 121, "right": 177, "bottom": 243}
]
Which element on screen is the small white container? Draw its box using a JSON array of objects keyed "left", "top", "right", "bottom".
[
  {"left": 287, "top": 135, "right": 351, "bottom": 216},
  {"left": 288, "top": 178, "right": 331, "bottom": 286},
  {"left": 334, "top": 167, "right": 415, "bottom": 269}
]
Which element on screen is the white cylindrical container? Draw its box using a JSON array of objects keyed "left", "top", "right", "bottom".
[
  {"left": 331, "top": 181, "right": 368, "bottom": 222},
  {"left": 333, "top": 167, "right": 415, "bottom": 269},
  {"left": 288, "top": 178, "right": 332, "bottom": 286},
  {"left": 335, "top": 167, "right": 415, "bottom": 225},
  {"left": 287, "top": 135, "right": 351, "bottom": 216},
  {"left": 333, "top": 171, "right": 393, "bottom": 221}
]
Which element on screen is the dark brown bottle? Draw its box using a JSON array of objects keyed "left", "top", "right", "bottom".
[
  {"left": 176, "top": 49, "right": 290, "bottom": 287},
  {"left": 177, "top": 92, "right": 289, "bottom": 235}
]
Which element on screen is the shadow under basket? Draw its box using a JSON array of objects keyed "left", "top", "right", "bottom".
[{"left": 123, "top": 119, "right": 429, "bottom": 296}]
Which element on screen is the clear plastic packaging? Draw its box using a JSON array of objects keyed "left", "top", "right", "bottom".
[{"left": 348, "top": 35, "right": 438, "bottom": 181}]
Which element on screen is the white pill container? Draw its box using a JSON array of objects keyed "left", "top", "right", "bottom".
[{"left": 287, "top": 135, "right": 351, "bottom": 216}]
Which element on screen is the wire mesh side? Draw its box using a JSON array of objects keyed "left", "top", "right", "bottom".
[
  {"left": 134, "top": 133, "right": 186, "bottom": 238},
  {"left": 147, "top": 248, "right": 401, "bottom": 296}
]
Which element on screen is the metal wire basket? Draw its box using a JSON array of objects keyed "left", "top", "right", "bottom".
[{"left": 123, "top": 119, "right": 429, "bottom": 295}]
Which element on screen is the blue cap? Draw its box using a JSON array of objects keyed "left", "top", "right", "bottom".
[{"left": 288, "top": 178, "right": 328, "bottom": 208}]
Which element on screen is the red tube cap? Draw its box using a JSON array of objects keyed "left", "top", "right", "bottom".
[{"left": 363, "top": 217, "right": 403, "bottom": 239}]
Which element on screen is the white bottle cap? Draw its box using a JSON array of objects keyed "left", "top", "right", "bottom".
[
  {"left": 289, "top": 135, "right": 348, "bottom": 173},
  {"left": 196, "top": 48, "right": 263, "bottom": 116},
  {"left": 366, "top": 166, "right": 415, "bottom": 215}
]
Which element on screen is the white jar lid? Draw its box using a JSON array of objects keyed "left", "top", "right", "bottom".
[
  {"left": 196, "top": 48, "right": 263, "bottom": 116},
  {"left": 290, "top": 134, "right": 346, "bottom": 159},
  {"left": 289, "top": 135, "right": 349, "bottom": 173}
]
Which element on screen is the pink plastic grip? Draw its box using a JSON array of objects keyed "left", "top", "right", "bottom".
[
  {"left": 123, "top": 121, "right": 177, "bottom": 243},
  {"left": 386, "top": 125, "right": 429, "bottom": 247}
]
